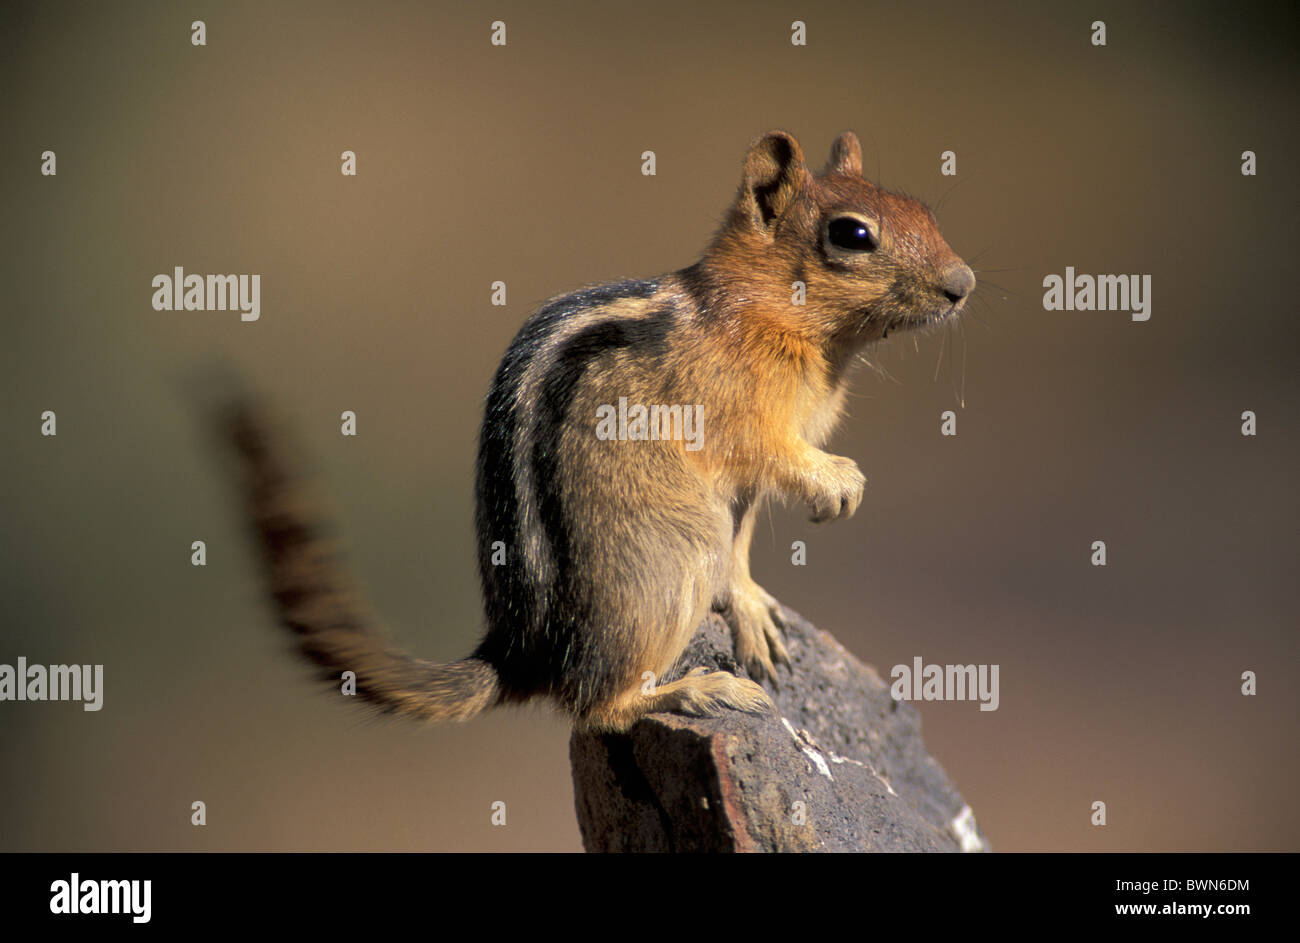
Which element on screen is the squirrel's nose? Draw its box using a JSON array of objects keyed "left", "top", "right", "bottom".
[{"left": 941, "top": 263, "right": 975, "bottom": 304}]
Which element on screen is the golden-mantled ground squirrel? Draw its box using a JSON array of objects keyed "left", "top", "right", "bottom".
[{"left": 226, "top": 130, "right": 973, "bottom": 732}]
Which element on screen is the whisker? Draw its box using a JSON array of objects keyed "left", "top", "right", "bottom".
[
  {"left": 933, "top": 316, "right": 948, "bottom": 382},
  {"left": 935, "top": 168, "right": 980, "bottom": 215},
  {"left": 854, "top": 352, "right": 902, "bottom": 386},
  {"left": 974, "top": 278, "right": 1020, "bottom": 299},
  {"left": 960, "top": 303, "right": 993, "bottom": 332},
  {"left": 959, "top": 320, "right": 968, "bottom": 409}
]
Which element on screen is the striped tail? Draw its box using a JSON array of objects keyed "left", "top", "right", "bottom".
[{"left": 221, "top": 395, "right": 499, "bottom": 723}]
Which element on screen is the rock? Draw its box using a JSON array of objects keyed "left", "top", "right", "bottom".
[{"left": 570, "top": 605, "right": 990, "bottom": 852}]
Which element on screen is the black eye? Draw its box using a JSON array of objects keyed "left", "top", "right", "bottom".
[{"left": 828, "top": 216, "right": 878, "bottom": 251}]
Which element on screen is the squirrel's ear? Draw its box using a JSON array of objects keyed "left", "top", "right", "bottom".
[
  {"left": 824, "top": 131, "right": 863, "bottom": 176},
  {"left": 737, "top": 131, "right": 809, "bottom": 233}
]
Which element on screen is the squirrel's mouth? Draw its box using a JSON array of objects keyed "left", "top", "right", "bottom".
[
  {"left": 878, "top": 301, "right": 962, "bottom": 340},
  {"left": 843, "top": 294, "right": 964, "bottom": 350}
]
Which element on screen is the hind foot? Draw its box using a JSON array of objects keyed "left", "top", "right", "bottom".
[
  {"left": 579, "top": 666, "right": 774, "bottom": 732},
  {"left": 722, "top": 578, "right": 791, "bottom": 683}
]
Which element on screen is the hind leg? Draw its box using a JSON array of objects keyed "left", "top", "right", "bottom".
[
  {"left": 571, "top": 537, "right": 772, "bottom": 733},
  {"left": 578, "top": 666, "right": 773, "bottom": 733}
]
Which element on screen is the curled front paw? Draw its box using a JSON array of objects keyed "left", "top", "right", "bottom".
[{"left": 806, "top": 454, "right": 865, "bottom": 523}]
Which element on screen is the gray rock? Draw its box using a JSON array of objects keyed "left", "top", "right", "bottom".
[{"left": 570, "top": 605, "right": 990, "bottom": 852}]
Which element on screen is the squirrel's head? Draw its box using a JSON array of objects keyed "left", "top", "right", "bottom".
[{"left": 708, "top": 130, "right": 973, "bottom": 353}]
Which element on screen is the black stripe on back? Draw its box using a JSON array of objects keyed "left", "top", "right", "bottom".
[
  {"left": 676, "top": 262, "right": 717, "bottom": 319},
  {"left": 473, "top": 278, "right": 663, "bottom": 695}
]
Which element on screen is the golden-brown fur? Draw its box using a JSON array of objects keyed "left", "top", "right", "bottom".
[{"left": 228, "top": 130, "right": 973, "bottom": 733}]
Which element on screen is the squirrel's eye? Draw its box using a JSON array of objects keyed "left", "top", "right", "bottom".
[{"left": 828, "top": 217, "right": 879, "bottom": 251}]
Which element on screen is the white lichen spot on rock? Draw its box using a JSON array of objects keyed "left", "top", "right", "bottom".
[
  {"left": 950, "top": 804, "right": 986, "bottom": 853},
  {"left": 782, "top": 716, "right": 833, "bottom": 780}
]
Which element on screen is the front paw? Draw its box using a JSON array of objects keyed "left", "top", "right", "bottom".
[{"left": 806, "top": 454, "right": 865, "bottom": 523}]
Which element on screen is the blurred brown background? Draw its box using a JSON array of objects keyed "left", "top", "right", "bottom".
[{"left": 2, "top": 0, "right": 1296, "bottom": 852}]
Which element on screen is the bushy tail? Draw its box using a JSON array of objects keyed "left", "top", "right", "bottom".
[{"left": 218, "top": 392, "right": 499, "bottom": 723}]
